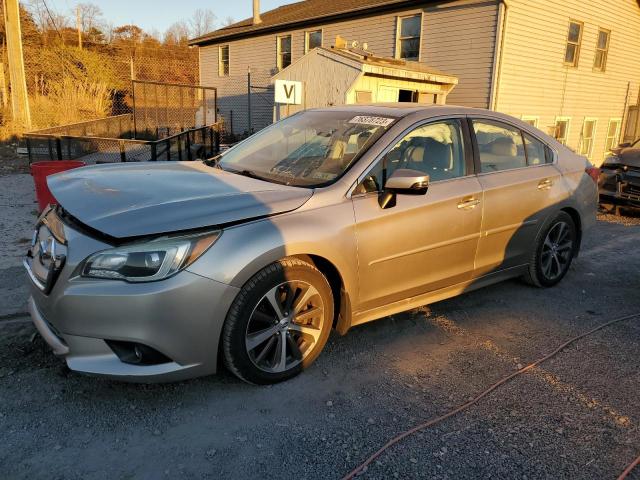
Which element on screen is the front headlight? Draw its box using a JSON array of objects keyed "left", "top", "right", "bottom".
[{"left": 81, "top": 231, "right": 220, "bottom": 282}]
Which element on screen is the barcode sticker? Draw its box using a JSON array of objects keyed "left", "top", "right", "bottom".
[{"left": 348, "top": 116, "right": 395, "bottom": 127}]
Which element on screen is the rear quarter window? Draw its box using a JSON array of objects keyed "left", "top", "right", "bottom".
[{"left": 523, "top": 132, "right": 549, "bottom": 165}]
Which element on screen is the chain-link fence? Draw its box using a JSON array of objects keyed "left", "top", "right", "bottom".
[
  {"left": 2, "top": 11, "right": 200, "bottom": 139},
  {"left": 24, "top": 80, "right": 219, "bottom": 164},
  {"left": 214, "top": 69, "right": 275, "bottom": 143},
  {"left": 132, "top": 80, "right": 216, "bottom": 138}
]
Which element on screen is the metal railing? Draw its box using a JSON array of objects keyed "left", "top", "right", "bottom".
[
  {"left": 24, "top": 81, "right": 220, "bottom": 163},
  {"left": 25, "top": 122, "right": 220, "bottom": 163}
]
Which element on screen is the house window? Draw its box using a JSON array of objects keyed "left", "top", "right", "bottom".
[
  {"left": 564, "top": 21, "right": 583, "bottom": 67},
  {"left": 624, "top": 107, "right": 639, "bottom": 143},
  {"left": 604, "top": 118, "right": 621, "bottom": 153},
  {"left": 305, "top": 30, "right": 322, "bottom": 53},
  {"left": 593, "top": 28, "right": 610, "bottom": 72},
  {"left": 396, "top": 14, "right": 422, "bottom": 61},
  {"left": 277, "top": 35, "right": 292, "bottom": 70},
  {"left": 521, "top": 116, "right": 539, "bottom": 127},
  {"left": 579, "top": 118, "right": 597, "bottom": 158},
  {"left": 218, "top": 45, "right": 229, "bottom": 76},
  {"left": 555, "top": 117, "right": 571, "bottom": 145}
]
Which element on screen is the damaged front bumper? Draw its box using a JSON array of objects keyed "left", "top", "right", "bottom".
[
  {"left": 599, "top": 168, "right": 640, "bottom": 210},
  {"left": 24, "top": 207, "right": 240, "bottom": 383}
]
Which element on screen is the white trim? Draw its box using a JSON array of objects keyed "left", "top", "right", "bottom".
[
  {"left": 604, "top": 117, "right": 622, "bottom": 154},
  {"left": 554, "top": 116, "right": 571, "bottom": 146},
  {"left": 276, "top": 34, "right": 292, "bottom": 71},
  {"left": 218, "top": 45, "right": 230, "bottom": 77},
  {"left": 593, "top": 27, "right": 611, "bottom": 72},
  {"left": 304, "top": 29, "right": 323, "bottom": 54},
  {"left": 521, "top": 115, "right": 539, "bottom": 127},
  {"left": 395, "top": 12, "right": 423, "bottom": 62},
  {"left": 579, "top": 117, "right": 598, "bottom": 158},
  {"left": 563, "top": 20, "right": 583, "bottom": 67}
]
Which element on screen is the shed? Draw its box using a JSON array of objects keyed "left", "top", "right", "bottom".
[{"left": 272, "top": 45, "right": 458, "bottom": 120}]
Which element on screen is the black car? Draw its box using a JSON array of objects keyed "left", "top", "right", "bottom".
[{"left": 599, "top": 139, "right": 640, "bottom": 215}]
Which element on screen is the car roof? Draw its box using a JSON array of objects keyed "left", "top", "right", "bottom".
[{"left": 309, "top": 103, "right": 502, "bottom": 118}]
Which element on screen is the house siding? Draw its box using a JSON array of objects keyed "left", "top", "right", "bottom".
[
  {"left": 495, "top": 0, "right": 640, "bottom": 164},
  {"left": 198, "top": 0, "right": 499, "bottom": 135}
]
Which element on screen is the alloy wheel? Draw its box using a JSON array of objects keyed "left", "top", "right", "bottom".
[
  {"left": 245, "top": 281, "right": 325, "bottom": 373},
  {"left": 540, "top": 221, "right": 573, "bottom": 281}
]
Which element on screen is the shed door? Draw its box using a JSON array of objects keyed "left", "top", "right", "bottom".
[{"left": 377, "top": 86, "right": 399, "bottom": 102}]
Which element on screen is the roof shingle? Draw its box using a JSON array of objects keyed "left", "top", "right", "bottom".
[{"left": 189, "top": 0, "right": 423, "bottom": 45}]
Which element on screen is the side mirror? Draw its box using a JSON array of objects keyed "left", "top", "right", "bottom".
[
  {"left": 379, "top": 169, "right": 430, "bottom": 209},
  {"left": 619, "top": 142, "right": 632, "bottom": 148}
]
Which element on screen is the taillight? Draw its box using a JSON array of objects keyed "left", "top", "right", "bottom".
[{"left": 585, "top": 166, "right": 600, "bottom": 183}]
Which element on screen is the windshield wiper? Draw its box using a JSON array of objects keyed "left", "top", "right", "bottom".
[
  {"left": 203, "top": 153, "right": 223, "bottom": 168},
  {"left": 229, "top": 168, "right": 271, "bottom": 182}
]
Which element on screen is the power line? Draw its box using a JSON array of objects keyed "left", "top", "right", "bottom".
[{"left": 41, "top": 0, "right": 63, "bottom": 41}]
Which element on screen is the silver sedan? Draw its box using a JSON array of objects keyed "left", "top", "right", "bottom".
[{"left": 25, "top": 105, "right": 597, "bottom": 384}]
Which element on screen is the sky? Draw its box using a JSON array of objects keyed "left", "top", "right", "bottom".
[{"left": 45, "top": 0, "right": 294, "bottom": 34}]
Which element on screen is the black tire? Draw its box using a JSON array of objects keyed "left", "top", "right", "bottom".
[
  {"left": 524, "top": 211, "right": 577, "bottom": 288},
  {"left": 222, "top": 258, "right": 333, "bottom": 385}
]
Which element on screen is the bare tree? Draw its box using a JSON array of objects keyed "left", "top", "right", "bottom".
[
  {"left": 222, "top": 16, "right": 236, "bottom": 27},
  {"left": 164, "top": 21, "right": 190, "bottom": 45},
  {"left": 27, "top": 0, "right": 69, "bottom": 32},
  {"left": 189, "top": 8, "right": 217, "bottom": 38},
  {"left": 76, "top": 3, "right": 104, "bottom": 33}
]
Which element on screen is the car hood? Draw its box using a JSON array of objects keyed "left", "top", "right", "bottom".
[
  {"left": 47, "top": 162, "right": 313, "bottom": 239},
  {"left": 617, "top": 147, "right": 640, "bottom": 169}
]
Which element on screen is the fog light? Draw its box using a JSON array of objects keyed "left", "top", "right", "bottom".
[{"left": 105, "top": 340, "right": 172, "bottom": 366}]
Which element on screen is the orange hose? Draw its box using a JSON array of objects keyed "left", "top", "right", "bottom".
[
  {"left": 618, "top": 454, "right": 640, "bottom": 480},
  {"left": 342, "top": 312, "right": 640, "bottom": 480}
]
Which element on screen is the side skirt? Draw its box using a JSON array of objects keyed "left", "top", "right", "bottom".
[{"left": 350, "top": 265, "right": 528, "bottom": 328}]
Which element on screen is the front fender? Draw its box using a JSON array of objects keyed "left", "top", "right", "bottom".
[{"left": 187, "top": 201, "right": 359, "bottom": 313}]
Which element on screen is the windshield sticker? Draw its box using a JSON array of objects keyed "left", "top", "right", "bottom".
[
  {"left": 310, "top": 172, "right": 338, "bottom": 181},
  {"left": 348, "top": 116, "right": 395, "bottom": 127}
]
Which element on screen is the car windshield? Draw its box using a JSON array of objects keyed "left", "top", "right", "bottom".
[{"left": 216, "top": 111, "right": 396, "bottom": 187}]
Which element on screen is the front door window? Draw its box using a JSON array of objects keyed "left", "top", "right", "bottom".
[{"left": 356, "top": 120, "right": 467, "bottom": 194}]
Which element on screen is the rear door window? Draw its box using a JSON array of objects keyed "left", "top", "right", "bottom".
[{"left": 472, "top": 120, "right": 527, "bottom": 172}]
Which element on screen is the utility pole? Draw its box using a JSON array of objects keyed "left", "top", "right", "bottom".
[
  {"left": 0, "top": 43, "right": 8, "bottom": 109},
  {"left": 2, "top": 0, "right": 31, "bottom": 128},
  {"left": 76, "top": 6, "right": 83, "bottom": 49}
]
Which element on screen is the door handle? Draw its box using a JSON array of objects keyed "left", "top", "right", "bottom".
[
  {"left": 538, "top": 178, "right": 554, "bottom": 190},
  {"left": 457, "top": 197, "right": 480, "bottom": 210}
]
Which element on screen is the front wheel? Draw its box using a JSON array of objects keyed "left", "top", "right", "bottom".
[
  {"left": 222, "top": 258, "right": 333, "bottom": 385},
  {"left": 524, "top": 212, "right": 576, "bottom": 288}
]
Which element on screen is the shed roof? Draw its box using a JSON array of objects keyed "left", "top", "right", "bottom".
[
  {"left": 189, "top": 0, "right": 430, "bottom": 46},
  {"left": 272, "top": 47, "right": 459, "bottom": 86}
]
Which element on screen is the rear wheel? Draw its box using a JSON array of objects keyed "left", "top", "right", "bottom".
[
  {"left": 525, "top": 212, "right": 576, "bottom": 288},
  {"left": 222, "top": 258, "right": 333, "bottom": 384}
]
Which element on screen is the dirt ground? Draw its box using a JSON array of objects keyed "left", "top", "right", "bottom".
[
  {"left": 0, "top": 172, "right": 639, "bottom": 480},
  {"left": 0, "top": 144, "right": 30, "bottom": 174}
]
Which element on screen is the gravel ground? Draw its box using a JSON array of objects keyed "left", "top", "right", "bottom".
[
  {"left": 0, "top": 174, "right": 38, "bottom": 317},
  {"left": 1, "top": 173, "right": 639, "bottom": 480}
]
